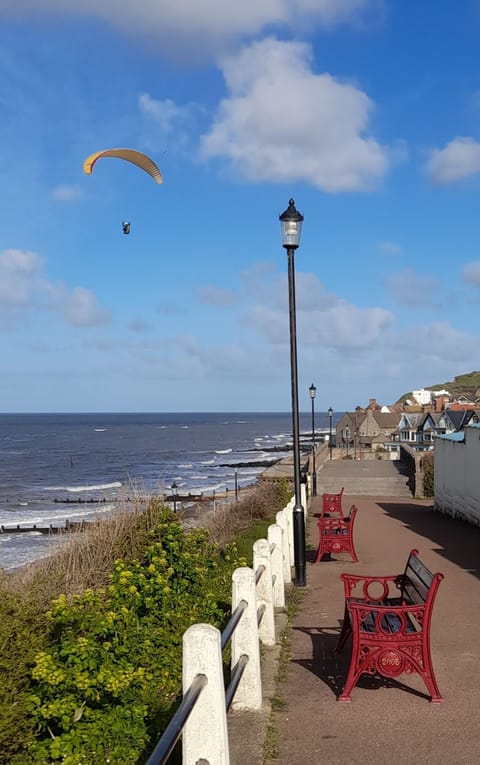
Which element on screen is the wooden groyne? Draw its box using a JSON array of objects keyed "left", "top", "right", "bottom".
[{"left": 0, "top": 520, "right": 90, "bottom": 535}]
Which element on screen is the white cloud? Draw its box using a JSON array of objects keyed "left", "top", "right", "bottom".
[
  {"left": 128, "top": 317, "right": 153, "bottom": 332},
  {"left": 0, "top": 249, "right": 42, "bottom": 317},
  {"left": 379, "top": 240, "right": 403, "bottom": 256},
  {"left": 176, "top": 332, "right": 279, "bottom": 382},
  {"left": 426, "top": 137, "right": 480, "bottom": 185},
  {"left": 0, "top": 248, "right": 111, "bottom": 328},
  {"left": 392, "top": 322, "right": 474, "bottom": 363},
  {"left": 383, "top": 268, "right": 439, "bottom": 308},
  {"left": 157, "top": 302, "right": 188, "bottom": 316},
  {"left": 45, "top": 284, "right": 112, "bottom": 327},
  {"left": 462, "top": 260, "right": 480, "bottom": 287},
  {"left": 196, "top": 285, "right": 238, "bottom": 307},
  {"left": 51, "top": 184, "right": 82, "bottom": 202},
  {"left": 0, "top": 1, "right": 375, "bottom": 57},
  {"left": 242, "top": 268, "right": 393, "bottom": 348},
  {"left": 138, "top": 93, "right": 202, "bottom": 149},
  {"left": 201, "top": 38, "right": 390, "bottom": 191}
]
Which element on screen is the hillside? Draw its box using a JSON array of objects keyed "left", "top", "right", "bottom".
[{"left": 396, "top": 371, "right": 480, "bottom": 405}]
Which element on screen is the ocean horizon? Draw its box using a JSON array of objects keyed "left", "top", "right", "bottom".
[{"left": 0, "top": 411, "right": 337, "bottom": 570}]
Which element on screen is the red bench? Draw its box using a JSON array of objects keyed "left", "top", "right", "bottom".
[
  {"left": 335, "top": 549, "right": 444, "bottom": 703},
  {"left": 321, "top": 487, "right": 344, "bottom": 517},
  {"left": 315, "top": 505, "right": 358, "bottom": 563}
]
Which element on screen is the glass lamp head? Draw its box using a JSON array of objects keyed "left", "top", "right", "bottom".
[{"left": 279, "top": 198, "right": 304, "bottom": 249}]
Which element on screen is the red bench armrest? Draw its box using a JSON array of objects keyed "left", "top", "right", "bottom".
[{"left": 340, "top": 572, "right": 400, "bottom": 600}]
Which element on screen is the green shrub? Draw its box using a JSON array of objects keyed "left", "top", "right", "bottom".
[
  {"left": 14, "top": 509, "right": 246, "bottom": 764},
  {"left": 422, "top": 452, "right": 434, "bottom": 498},
  {"left": 1, "top": 482, "right": 286, "bottom": 764},
  {"left": 0, "top": 590, "right": 49, "bottom": 761}
]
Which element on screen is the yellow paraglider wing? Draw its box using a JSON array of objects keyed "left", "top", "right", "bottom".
[{"left": 83, "top": 148, "right": 163, "bottom": 184}]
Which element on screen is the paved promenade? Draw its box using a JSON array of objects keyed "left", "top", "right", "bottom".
[{"left": 273, "top": 494, "right": 480, "bottom": 765}]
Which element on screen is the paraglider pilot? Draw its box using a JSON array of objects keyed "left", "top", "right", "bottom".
[{"left": 122, "top": 221, "right": 131, "bottom": 235}]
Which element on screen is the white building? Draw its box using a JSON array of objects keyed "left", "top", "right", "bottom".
[
  {"left": 434, "top": 423, "right": 480, "bottom": 525},
  {"left": 412, "top": 388, "right": 433, "bottom": 406}
]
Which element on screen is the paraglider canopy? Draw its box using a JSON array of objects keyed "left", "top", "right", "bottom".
[{"left": 83, "top": 148, "right": 163, "bottom": 184}]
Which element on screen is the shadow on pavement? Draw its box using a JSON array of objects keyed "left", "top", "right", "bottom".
[
  {"left": 377, "top": 501, "right": 480, "bottom": 579},
  {"left": 291, "top": 625, "right": 431, "bottom": 702}
]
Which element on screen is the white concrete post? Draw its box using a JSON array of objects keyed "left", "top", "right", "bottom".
[
  {"left": 182, "top": 624, "right": 230, "bottom": 765},
  {"left": 231, "top": 567, "right": 262, "bottom": 710},
  {"left": 267, "top": 523, "right": 285, "bottom": 608},
  {"left": 286, "top": 500, "right": 295, "bottom": 564},
  {"left": 253, "top": 539, "right": 276, "bottom": 647},
  {"left": 275, "top": 510, "right": 292, "bottom": 584},
  {"left": 301, "top": 483, "right": 307, "bottom": 519}
]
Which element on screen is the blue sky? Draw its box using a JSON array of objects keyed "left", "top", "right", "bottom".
[{"left": 1, "top": 0, "right": 480, "bottom": 413}]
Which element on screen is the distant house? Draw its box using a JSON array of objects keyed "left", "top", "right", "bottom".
[
  {"left": 335, "top": 411, "right": 364, "bottom": 450},
  {"left": 444, "top": 408, "right": 479, "bottom": 431},
  {"left": 336, "top": 409, "right": 401, "bottom": 454},
  {"left": 398, "top": 411, "right": 446, "bottom": 450}
]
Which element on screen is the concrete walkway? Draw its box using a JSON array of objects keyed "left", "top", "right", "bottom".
[{"left": 273, "top": 494, "right": 480, "bottom": 765}]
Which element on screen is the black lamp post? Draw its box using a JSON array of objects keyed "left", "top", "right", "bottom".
[
  {"left": 309, "top": 383, "right": 317, "bottom": 496},
  {"left": 345, "top": 427, "right": 350, "bottom": 458},
  {"left": 171, "top": 481, "right": 178, "bottom": 513},
  {"left": 328, "top": 406, "right": 333, "bottom": 460},
  {"left": 279, "top": 198, "right": 306, "bottom": 587}
]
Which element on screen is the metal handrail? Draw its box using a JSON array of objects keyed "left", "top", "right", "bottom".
[
  {"left": 225, "top": 654, "right": 249, "bottom": 711},
  {"left": 257, "top": 603, "right": 266, "bottom": 627},
  {"left": 255, "top": 564, "right": 266, "bottom": 584},
  {"left": 145, "top": 674, "right": 207, "bottom": 765},
  {"left": 221, "top": 599, "right": 247, "bottom": 651}
]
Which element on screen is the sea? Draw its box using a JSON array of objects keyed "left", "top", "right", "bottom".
[{"left": 0, "top": 411, "right": 333, "bottom": 571}]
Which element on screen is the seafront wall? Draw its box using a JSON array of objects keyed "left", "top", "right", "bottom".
[{"left": 434, "top": 425, "right": 480, "bottom": 524}]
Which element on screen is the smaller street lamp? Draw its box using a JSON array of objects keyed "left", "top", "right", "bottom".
[
  {"left": 328, "top": 406, "right": 333, "bottom": 460},
  {"left": 309, "top": 383, "right": 317, "bottom": 496},
  {"left": 171, "top": 481, "right": 178, "bottom": 513},
  {"left": 345, "top": 426, "right": 350, "bottom": 458}
]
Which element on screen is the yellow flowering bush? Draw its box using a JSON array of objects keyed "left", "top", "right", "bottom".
[{"left": 22, "top": 508, "right": 243, "bottom": 764}]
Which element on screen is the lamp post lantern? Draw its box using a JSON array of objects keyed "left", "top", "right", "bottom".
[
  {"left": 309, "top": 383, "right": 317, "bottom": 496},
  {"left": 171, "top": 481, "right": 178, "bottom": 514},
  {"left": 279, "top": 198, "right": 306, "bottom": 587},
  {"left": 328, "top": 406, "right": 333, "bottom": 460}
]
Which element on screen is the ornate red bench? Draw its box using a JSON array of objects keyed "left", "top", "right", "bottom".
[
  {"left": 335, "top": 549, "right": 444, "bottom": 703},
  {"left": 321, "top": 487, "right": 344, "bottom": 517},
  {"left": 315, "top": 505, "right": 358, "bottom": 563}
]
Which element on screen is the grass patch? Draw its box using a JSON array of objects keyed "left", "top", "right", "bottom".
[
  {"left": 234, "top": 519, "right": 272, "bottom": 565},
  {"left": 263, "top": 584, "right": 304, "bottom": 764}
]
